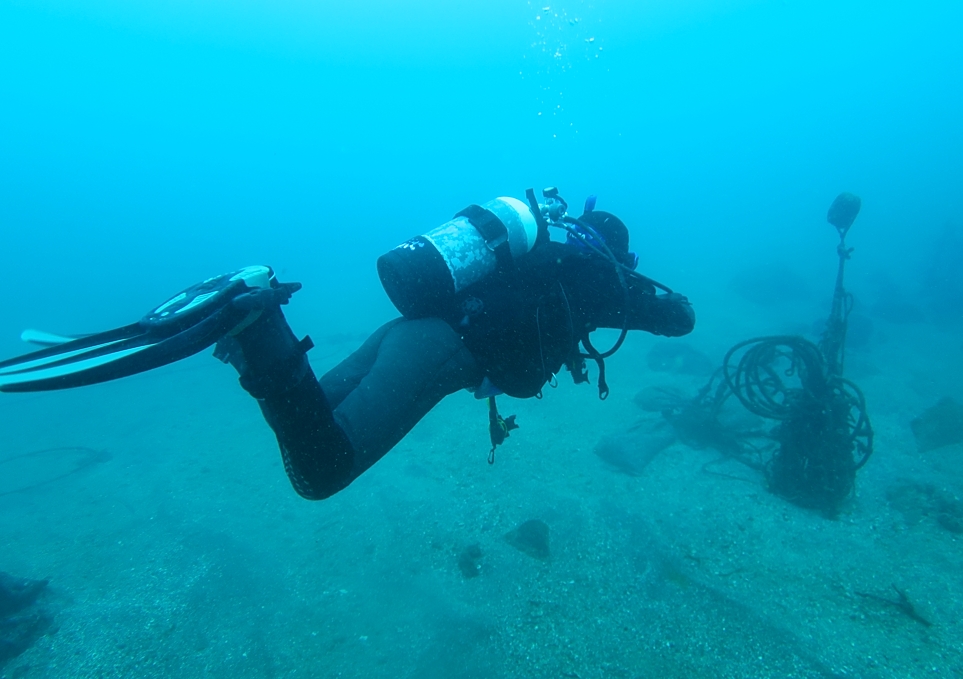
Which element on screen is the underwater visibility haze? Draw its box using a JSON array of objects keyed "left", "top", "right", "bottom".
[{"left": 1, "top": 0, "right": 962, "bottom": 676}]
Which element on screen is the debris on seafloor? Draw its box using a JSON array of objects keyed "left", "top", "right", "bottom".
[
  {"left": 594, "top": 425, "right": 677, "bottom": 477},
  {"left": 632, "top": 384, "right": 688, "bottom": 413},
  {"left": 855, "top": 584, "right": 933, "bottom": 628},
  {"left": 504, "top": 519, "right": 551, "bottom": 561},
  {"left": 457, "top": 544, "right": 483, "bottom": 579},
  {"left": 646, "top": 342, "right": 715, "bottom": 377},
  {"left": 630, "top": 383, "right": 768, "bottom": 477},
  {"left": 0, "top": 571, "right": 52, "bottom": 667},
  {"left": 886, "top": 481, "right": 963, "bottom": 534},
  {"left": 910, "top": 397, "right": 963, "bottom": 453},
  {"left": 0, "top": 446, "right": 112, "bottom": 497}
]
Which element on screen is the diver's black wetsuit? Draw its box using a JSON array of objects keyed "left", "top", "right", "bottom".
[{"left": 231, "top": 238, "right": 694, "bottom": 500}]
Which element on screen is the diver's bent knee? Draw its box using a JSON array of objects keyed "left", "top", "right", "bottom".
[{"left": 288, "top": 475, "right": 352, "bottom": 501}]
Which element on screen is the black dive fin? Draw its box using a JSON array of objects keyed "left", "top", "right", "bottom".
[
  {"left": 0, "top": 266, "right": 292, "bottom": 393},
  {"left": 20, "top": 329, "right": 90, "bottom": 347}
]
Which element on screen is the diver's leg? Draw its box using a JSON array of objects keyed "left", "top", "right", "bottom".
[
  {"left": 326, "top": 317, "right": 482, "bottom": 478},
  {"left": 225, "top": 312, "right": 479, "bottom": 498},
  {"left": 317, "top": 318, "right": 403, "bottom": 410},
  {"left": 224, "top": 306, "right": 355, "bottom": 500}
]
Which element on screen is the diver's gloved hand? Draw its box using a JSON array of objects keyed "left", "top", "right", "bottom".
[{"left": 651, "top": 292, "right": 695, "bottom": 337}]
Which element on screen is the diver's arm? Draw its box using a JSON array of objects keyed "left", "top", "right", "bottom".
[
  {"left": 629, "top": 290, "right": 695, "bottom": 337},
  {"left": 564, "top": 254, "right": 694, "bottom": 339},
  {"left": 582, "top": 271, "right": 696, "bottom": 337}
]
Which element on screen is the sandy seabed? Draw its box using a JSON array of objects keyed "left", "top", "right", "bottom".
[{"left": 2, "top": 306, "right": 962, "bottom": 679}]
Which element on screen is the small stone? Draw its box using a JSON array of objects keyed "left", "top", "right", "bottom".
[
  {"left": 911, "top": 397, "right": 963, "bottom": 452},
  {"left": 504, "top": 520, "right": 551, "bottom": 561},
  {"left": 457, "top": 544, "right": 483, "bottom": 579}
]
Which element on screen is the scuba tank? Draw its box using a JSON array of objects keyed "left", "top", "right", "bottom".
[{"left": 377, "top": 196, "right": 539, "bottom": 319}]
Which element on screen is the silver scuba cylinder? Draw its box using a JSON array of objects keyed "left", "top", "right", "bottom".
[{"left": 377, "top": 197, "right": 539, "bottom": 319}]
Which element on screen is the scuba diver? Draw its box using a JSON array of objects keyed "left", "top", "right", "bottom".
[{"left": 0, "top": 188, "right": 694, "bottom": 500}]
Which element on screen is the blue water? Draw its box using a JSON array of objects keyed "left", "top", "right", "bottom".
[{"left": 2, "top": 1, "right": 962, "bottom": 677}]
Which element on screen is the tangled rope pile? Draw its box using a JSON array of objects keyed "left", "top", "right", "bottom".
[
  {"left": 721, "top": 335, "right": 873, "bottom": 514},
  {"left": 671, "top": 194, "right": 874, "bottom": 517}
]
